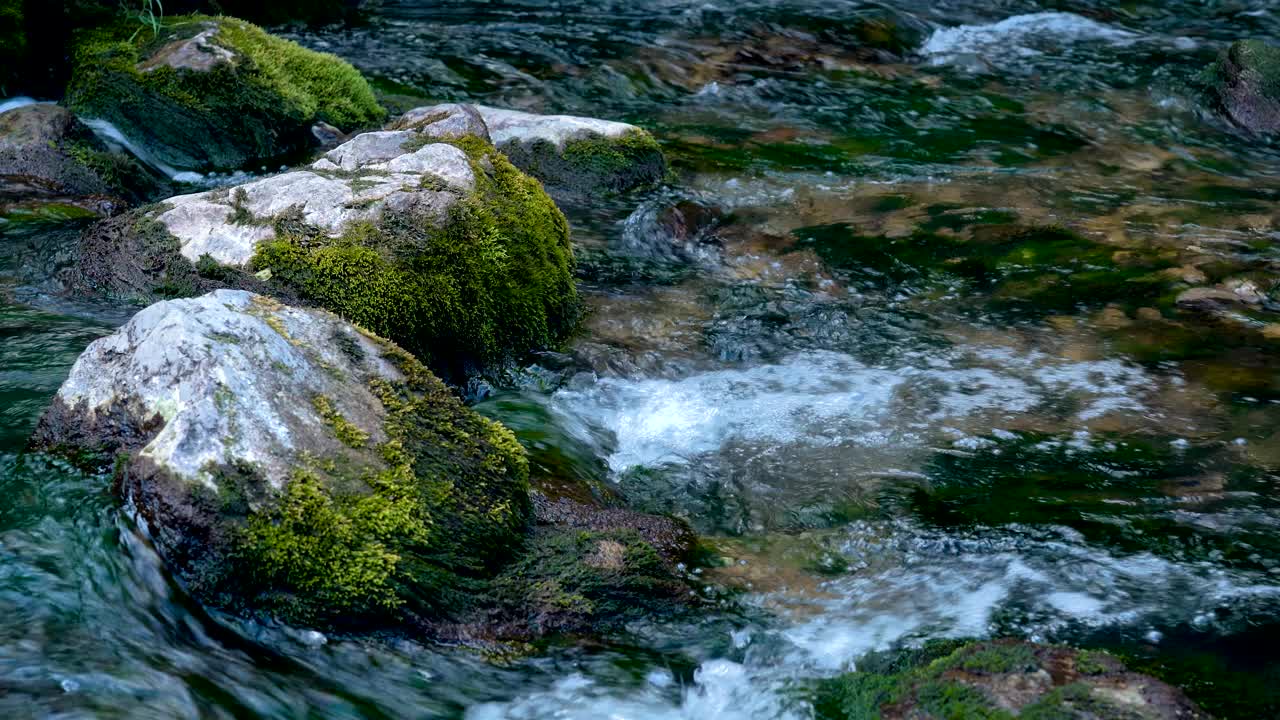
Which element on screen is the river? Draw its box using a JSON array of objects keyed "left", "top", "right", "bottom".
[{"left": 3, "top": 1, "right": 1280, "bottom": 717}]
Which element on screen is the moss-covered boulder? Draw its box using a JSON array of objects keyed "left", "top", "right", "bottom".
[
  {"left": 402, "top": 105, "right": 667, "bottom": 196},
  {"left": 64, "top": 128, "right": 577, "bottom": 380},
  {"left": 1204, "top": 39, "right": 1280, "bottom": 135},
  {"left": 814, "top": 640, "right": 1208, "bottom": 720},
  {"left": 65, "top": 15, "right": 385, "bottom": 173},
  {"left": 31, "top": 289, "right": 531, "bottom": 627},
  {"left": 0, "top": 103, "right": 163, "bottom": 218}
]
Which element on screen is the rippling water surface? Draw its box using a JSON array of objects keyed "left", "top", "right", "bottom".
[{"left": 5, "top": 1, "right": 1280, "bottom": 717}]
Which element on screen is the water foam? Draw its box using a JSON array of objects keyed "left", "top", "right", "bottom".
[
  {"left": 0, "top": 97, "right": 42, "bottom": 115},
  {"left": 921, "top": 12, "right": 1138, "bottom": 62},
  {"left": 551, "top": 348, "right": 1158, "bottom": 473}
]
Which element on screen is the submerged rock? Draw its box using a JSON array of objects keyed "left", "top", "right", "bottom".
[
  {"left": 65, "top": 15, "right": 385, "bottom": 172},
  {"left": 31, "top": 289, "right": 531, "bottom": 627},
  {"left": 1204, "top": 39, "right": 1280, "bottom": 135},
  {"left": 66, "top": 129, "right": 577, "bottom": 379},
  {"left": 814, "top": 639, "right": 1208, "bottom": 719},
  {"left": 464, "top": 105, "right": 667, "bottom": 195},
  {"left": 0, "top": 103, "right": 161, "bottom": 217}
]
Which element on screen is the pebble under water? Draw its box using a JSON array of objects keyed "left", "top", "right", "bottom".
[{"left": 6, "top": 0, "right": 1280, "bottom": 717}]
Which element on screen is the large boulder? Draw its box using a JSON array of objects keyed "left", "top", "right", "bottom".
[
  {"left": 0, "top": 103, "right": 162, "bottom": 218},
  {"left": 814, "top": 640, "right": 1208, "bottom": 720},
  {"left": 394, "top": 105, "right": 667, "bottom": 196},
  {"left": 65, "top": 15, "right": 385, "bottom": 173},
  {"left": 31, "top": 289, "right": 532, "bottom": 626},
  {"left": 65, "top": 127, "right": 577, "bottom": 379},
  {"left": 1204, "top": 39, "right": 1280, "bottom": 135}
]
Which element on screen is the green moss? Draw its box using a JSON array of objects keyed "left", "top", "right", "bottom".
[
  {"left": 312, "top": 394, "right": 370, "bottom": 449},
  {"left": 815, "top": 642, "right": 1023, "bottom": 720},
  {"left": 213, "top": 18, "right": 384, "bottom": 130},
  {"left": 242, "top": 466, "right": 423, "bottom": 618},
  {"left": 1020, "top": 683, "right": 1145, "bottom": 720},
  {"left": 1073, "top": 650, "right": 1114, "bottom": 676},
  {"left": 64, "top": 139, "right": 160, "bottom": 200},
  {"left": 234, "top": 341, "right": 531, "bottom": 625},
  {"left": 813, "top": 641, "right": 1167, "bottom": 720},
  {"left": 253, "top": 135, "right": 578, "bottom": 380},
  {"left": 956, "top": 644, "right": 1040, "bottom": 675},
  {"left": 66, "top": 15, "right": 384, "bottom": 171},
  {"left": 562, "top": 130, "right": 665, "bottom": 184},
  {"left": 912, "top": 680, "right": 1011, "bottom": 719},
  {"left": 490, "top": 526, "right": 690, "bottom": 633},
  {"left": 502, "top": 128, "right": 667, "bottom": 195}
]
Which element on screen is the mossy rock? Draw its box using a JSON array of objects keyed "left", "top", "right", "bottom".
[
  {"left": 31, "top": 290, "right": 531, "bottom": 628},
  {"left": 487, "top": 525, "right": 695, "bottom": 636},
  {"left": 65, "top": 14, "right": 385, "bottom": 172},
  {"left": 1203, "top": 39, "right": 1280, "bottom": 135},
  {"left": 470, "top": 105, "right": 667, "bottom": 196},
  {"left": 65, "top": 130, "right": 578, "bottom": 381},
  {"left": 813, "top": 640, "right": 1208, "bottom": 720},
  {"left": 0, "top": 103, "right": 164, "bottom": 212}
]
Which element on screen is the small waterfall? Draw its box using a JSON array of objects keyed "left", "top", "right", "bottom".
[{"left": 80, "top": 118, "right": 205, "bottom": 184}]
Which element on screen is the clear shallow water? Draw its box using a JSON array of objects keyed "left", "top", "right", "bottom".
[{"left": 6, "top": 0, "right": 1280, "bottom": 717}]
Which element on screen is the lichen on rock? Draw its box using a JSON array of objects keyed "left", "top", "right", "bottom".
[
  {"left": 65, "top": 15, "right": 385, "bottom": 172},
  {"left": 30, "top": 289, "right": 531, "bottom": 627}
]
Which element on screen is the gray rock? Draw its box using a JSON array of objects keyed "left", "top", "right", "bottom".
[
  {"left": 1206, "top": 39, "right": 1280, "bottom": 134},
  {"left": 143, "top": 133, "right": 474, "bottom": 268},
  {"left": 40, "top": 289, "right": 402, "bottom": 490},
  {"left": 387, "top": 103, "right": 491, "bottom": 142},
  {"left": 31, "top": 289, "right": 533, "bottom": 626}
]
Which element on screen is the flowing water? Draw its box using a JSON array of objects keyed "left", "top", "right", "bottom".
[{"left": 5, "top": 1, "right": 1280, "bottom": 717}]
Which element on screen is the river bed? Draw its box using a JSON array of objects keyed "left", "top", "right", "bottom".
[{"left": 3, "top": 1, "right": 1280, "bottom": 717}]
